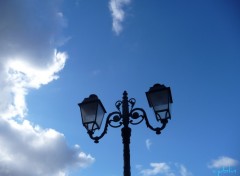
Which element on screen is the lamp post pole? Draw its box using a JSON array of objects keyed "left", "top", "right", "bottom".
[
  {"left": 121, "top": 91, "right": 131, "bottom": 176},
  {"left": 78, "top": 84, "right": 173, "bottom": 176}
]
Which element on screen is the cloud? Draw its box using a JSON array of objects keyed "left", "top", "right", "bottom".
[
  {"left": 177, "top": 164, "right": 192, "bottom": 176},
  {"left": 139, "top": 163, "right": 174, "bottom": 176},
  {"left": 138, "top": 162, "right": 192, "bottom": 176},
  {"left": 0, "top": 118, "right": 95, "bottom": 176},
  {"left": 109, "top": 0, "right": 131, "bottom": 35},
  {"left": 0, "top": 0, "right": 68, "bottom": 119},
  {"left": 146, "top": 139, "right": 152, "bottom": 150},
  {"left": 1, "top": 51, "right": 67, "bottom": 119},
  {"left": 0, "top": 0, "right": 95, "bottom": 175},
  {"left": 208, "top": 156, "right": 239, "bottom": 168}
]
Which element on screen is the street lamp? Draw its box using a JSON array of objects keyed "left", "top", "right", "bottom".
[
  {"left": 146, "top": 83, "right": 173, "bottom": 122},
  {"left": 78, "top": 83, "right": 173, "bottom": 176}
]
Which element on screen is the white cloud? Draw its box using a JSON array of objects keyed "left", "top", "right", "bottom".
[
  {"left": 0, "top": 0, "right": 95, "bottom": 175},
  {"left": 146, "top": 139, "right": 152, "bottom": 150},
  {"left": 0, "top": 0, "right": 68, "bottom": 119},
  {"left": 109, "top": 0, "right": 131, "bottom": 35},
  {"left": 208, "top": 156, "right": 239, "bottom": 168},
  {"left": 139, "top": 163, "right": 175, "bottom": 176},
  {"left": 138, "top": 162, "right": 192, "bottom": 176},
  {"left": 177, "top": 164, "right": 192, "bottom": 176},
  {"left": 0, "top": 118, "right": 95, "bottom": 176},
  {"left": 1, "top": 51, "right": 67, "bottom": 119}
]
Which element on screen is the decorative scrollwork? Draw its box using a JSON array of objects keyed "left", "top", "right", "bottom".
[
  {"left": 129, "top": 108, "right": 145, "bottom": 125},
  {"left": 128, "top": 98, "right": 136, "bottom": 111},
  {"left": 130, "top": 108, "right": 168, "bottom": 134},
  {"left": 115, "top": 100, "right": 122, "bottom": 112},
  {"left": 108, "top": 112, "right": 123, "bottom": 128},
  {"left": 87, "top": 111, "right": 122, "bottom": 143},
  {"left": 86, "top": 92, "right": 169, "bottom": 143}
]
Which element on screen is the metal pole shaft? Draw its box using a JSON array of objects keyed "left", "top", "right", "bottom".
[{"left": 122, "top": 91, "right": 131, "bottom": 176}]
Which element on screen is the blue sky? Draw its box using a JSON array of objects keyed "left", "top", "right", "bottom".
[{"left": 0, "top": 0, "right": 239, "bottom": 176}]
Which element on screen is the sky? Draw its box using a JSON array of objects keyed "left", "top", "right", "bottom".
[{"left": 0, "top": 0, "right": 239, "bottom": 176}]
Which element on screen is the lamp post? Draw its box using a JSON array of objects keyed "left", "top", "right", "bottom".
[{"left": 78, "top": 83, "right": 173, "bottom": 176}]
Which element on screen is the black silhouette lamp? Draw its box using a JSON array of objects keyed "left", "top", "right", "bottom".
[
  {"left": 78, "top": 83, "right": 173, "bottom": 176},
  {"left": 146, "top": 84, "right": 173, "bottom": 121},
  {"left": 79, "top": 94, "right": 106, "bottom": 132}
]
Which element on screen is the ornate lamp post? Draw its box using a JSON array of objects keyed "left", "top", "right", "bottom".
[{"left": 78, "top": 84, "right": 173, "bottom": 176}]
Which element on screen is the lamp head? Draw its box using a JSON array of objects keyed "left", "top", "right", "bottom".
[
  {"left": 146, "top": 84, "right": 173, "bottom": 121},
  {"left": 78, "top": 94, "right": 106, "bottom": 132}
]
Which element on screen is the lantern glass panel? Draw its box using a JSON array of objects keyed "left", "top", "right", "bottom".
[
  {"left": 84, "top": 123, "right": 95, "bottom": 131},
  {"left": 148, "top": 89, "right": 169, "bottom": 112},
  {"left": 80, "top": 102, "right": 98, "bottom": 130},
  {"left": 156, "top": 110, "right": 171, "bottom": 121},
  {"left": 95, "top": 103, "right": 105, "bottom": 129}
]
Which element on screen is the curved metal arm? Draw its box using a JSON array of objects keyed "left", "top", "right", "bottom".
[
  {"left": 129, "top": 108, "right": 145, "bottom": 125},
  {"left": 87, "top": 111, "right": 122, "bottom": 143},
  {"left": 130, "top": 108, "right": 168, "bottom": 134}
]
